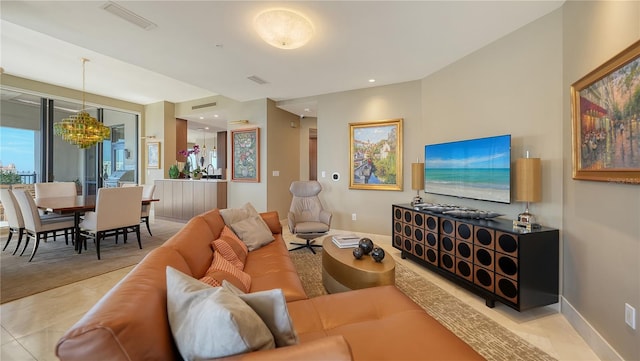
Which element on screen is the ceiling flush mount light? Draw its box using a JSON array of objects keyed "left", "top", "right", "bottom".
[
  {"left": 254, "top": 9, "right": 314, "bottom": 50},
  {"left": 53, "top": 58, "right": 110, "bottom": 149}
]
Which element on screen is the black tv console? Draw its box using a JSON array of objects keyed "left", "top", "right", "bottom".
[{"left": 392, "top": 204, "right": 559, "bottom": 311}]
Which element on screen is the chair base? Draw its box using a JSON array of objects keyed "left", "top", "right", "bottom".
[{"left": 289, "top": 233, "right": 326, "bottom": 254}]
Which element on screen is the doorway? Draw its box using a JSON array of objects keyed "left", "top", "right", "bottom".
[{"left": 309, "top": 128, "right": 317, "bottom": 180}]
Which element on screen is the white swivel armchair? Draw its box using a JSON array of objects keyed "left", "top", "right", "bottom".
[
  {"left": 79, "top": 186, "right": 143, "bottom": 260},
  {"left": 287, "top": 181, "right": 332, "bottom": 254}
]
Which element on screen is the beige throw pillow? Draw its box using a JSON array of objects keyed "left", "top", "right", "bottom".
[
  {"left": 230, "top": 215, "right": 275, "bottom": 251},
  {"left": 166, "top": 267, "right": 275, "bottom": 361},
  {"left": 221, "top": 203, "right": 274, "bottom": 251},
  {"left": 222, "top": 280, "right": 299, "bottom": 347}
]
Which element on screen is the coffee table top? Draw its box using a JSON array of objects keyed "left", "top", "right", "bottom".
[{"left": 322, "top": 236, "right": 395, "bottom": 274}]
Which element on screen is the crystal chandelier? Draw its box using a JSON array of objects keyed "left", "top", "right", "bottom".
[{"left": 54, "top": 58, "right": 110, "bottom": 149}]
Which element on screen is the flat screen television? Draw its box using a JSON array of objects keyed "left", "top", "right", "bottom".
[{"left": 424, "top": 134, "right": 511, "bottom": 203}]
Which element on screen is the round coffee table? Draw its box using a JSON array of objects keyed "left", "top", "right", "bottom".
[{"left": 322, "top": 236, "right": 395, "bottom": 293}]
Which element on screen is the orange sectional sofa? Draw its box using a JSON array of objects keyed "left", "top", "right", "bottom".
[{"left": 56, "top": 209, "right": 483, "bottom": 360}]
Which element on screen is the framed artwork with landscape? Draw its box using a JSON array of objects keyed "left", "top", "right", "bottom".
[
  {"left": 231, "top": 127, "right": 260, "bottom": 182},
  {"left": 147, "top": 142, "right": 160, "bottom": 169},
  {"left": 349, "top": 118, "right": 403, "bottom": 190},
  {"left": 571, "top": 39, "right": 640, "bottom": 184}
]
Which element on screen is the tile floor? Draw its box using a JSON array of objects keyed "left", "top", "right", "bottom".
[{"left": 0, "top": 224, "right": 600, "bottom": 361}]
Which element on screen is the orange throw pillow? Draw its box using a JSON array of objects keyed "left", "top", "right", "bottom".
[
  {"left": 213, "top": 239, "right": 244, "bottom": 270},
  {"left": 199, "top": 251, "right": 251, "bottom": 292}
]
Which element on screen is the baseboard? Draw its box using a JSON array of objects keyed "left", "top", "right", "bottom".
[{"left": 560, "top": 296, "right": 623, "bottom": 361}]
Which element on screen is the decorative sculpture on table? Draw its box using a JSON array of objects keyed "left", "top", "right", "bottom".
[
  {"left": 370, "top": 247, "right": 385, "bottom": 262},
  {"left": 358, "top": 238, "right": 374, "bottom": 255},
  {"left": 352, "top": 247, "right": 364, "bottom": 259}
]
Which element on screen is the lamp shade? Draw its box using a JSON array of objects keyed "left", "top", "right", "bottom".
[
  {"left": 411, "top": 163, "right": 425, "bottom": 191},
  {"left": 515, "top": 158, "right": 541, "bottom": 202}
]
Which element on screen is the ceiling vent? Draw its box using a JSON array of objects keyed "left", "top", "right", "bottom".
[
  {"left": 192, "top": 102, "right": 217, "bottom": 110},
  {"left": 247, "top": 75, "right": 268, "bottom": 85},
  {"left": 101, "top": 1, "right": 157, "bottom": 30}
]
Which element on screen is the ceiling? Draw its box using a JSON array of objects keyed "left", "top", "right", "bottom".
[{"left": 0, "top": 1, "right": 563, "bottom": 131}]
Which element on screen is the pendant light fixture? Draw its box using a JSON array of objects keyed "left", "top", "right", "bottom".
[{"left": 53, "top": 58, "right": 110, "bottom": 149}]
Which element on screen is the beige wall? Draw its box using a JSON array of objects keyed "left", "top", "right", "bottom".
[
  {"left": 225, "top": 99, "right": 269, "bottom": 212},
  {"left": 562, "top": 2, "right": 640, "bottom": 360},
  {"left": 143, "top": 101, "right": 175, "bottom": 183},
  {"left": 266, "top": 99, "right": 300, "bottom": 219},
  {"left": 315, "top": 80, "right": 422, "bottom": 233}
]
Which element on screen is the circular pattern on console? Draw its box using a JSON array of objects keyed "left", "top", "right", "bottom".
[
  {"left": 457, "top": 261, "right": 471, "bottom": 277},
  {"left": 393, "top": 235, "right": 402, "bottom": 248},
  {"left": 426, "top": 217, "right": 437, "bottom": 231},
  {"left": 426, "top": 249, "right": 437, "bottom": 263},
  {"left": 457, "top": 242, "right": 471, "bottom": 258},
  {"left": 404, "top": 239, "right": 413, "bottom": 252},
  {"left": 414, "top": 228, "right": 424, "bottom": 242},
  {"left": 414, "top": 243, "right": 424, "bottom": 257},
  {"left": 476, "top": 248, "right": 492, "bottom": 266},
  {"left": 442, "top": 220, "right": 454, "bottom": 235},
  {"left": 476, "top": 268, "right": 492, "bottom": 287},
  {"left": 441, "top": 237, "right": 454, "bottom": 252},
  {"left": 403, "top": 210, "right": 412, "bottom": 223},
  {"left": 442, "top": 254, "right": 454, "bottom": 269},
  {"left": 404, "top": 225, "right": 412, "bottom": 238},
  {"left": 394, "top": 208, "right": 402, "bottom": 220},
  {"left": 426, "top": 233, "right": 437, "bottom": 247},
  {"left": 498, "top": 234, "right": 518, "bottom": 253},
  {"left": 476, "top": 228, "right": 492, "bottom": 246},
  {"left": 457, "top": 223, "right": 471, "bottom": 240},
  {"left": 497, "top": 256, "right": 517, "bottom": 276},
  {"left": 413, "top": 213, "right": 423, "bottom": 227},
  {"left": 498, "top": 278, "right": 517, "bottom": 299}
]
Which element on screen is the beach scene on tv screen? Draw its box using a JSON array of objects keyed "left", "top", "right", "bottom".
[{"left": 424, "top": 135, "right": 511, "bottom": 203}]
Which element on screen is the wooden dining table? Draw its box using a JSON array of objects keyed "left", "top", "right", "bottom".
[{"left": 35, "top": 195, "right": 159, "bottom": 253}]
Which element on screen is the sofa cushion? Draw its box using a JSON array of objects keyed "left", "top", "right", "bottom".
[
  {"left": 222, "top": 281, "right": 299, "bottom": 347},
  {"left": 199, "top": 251, "right": 251, "bottom": 292},
  {"left": 200, "top": 209, "right": 226, "bottom": 238},
  {"left": 166, "top": 267, "right": 275, "bottom": 360}
]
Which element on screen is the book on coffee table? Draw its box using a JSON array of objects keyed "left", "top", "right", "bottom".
[{"left": 331, "top": 234, "right": 360, "bottom": 248}]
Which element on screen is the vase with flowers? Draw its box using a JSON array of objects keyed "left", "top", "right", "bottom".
[{"left": 178, "top": 145, "right": 201, "bottom": 179}]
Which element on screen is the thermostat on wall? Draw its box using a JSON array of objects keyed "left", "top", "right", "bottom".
[{"left": 331, "top": 172, "right": 340, "bottom": 181}]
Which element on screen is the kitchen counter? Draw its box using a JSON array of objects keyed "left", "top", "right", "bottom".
[{"left": 154, "top": 179, "right": 227, "bottom": 222}]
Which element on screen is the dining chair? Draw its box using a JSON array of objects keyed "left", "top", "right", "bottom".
[
  {"left": 79, "top": 186, "right": 143, "bottom": 260},
  {"left": 12, "top": 189, "right": 76, "bottom": 262},
  {"left": 1, "top": 189, "right": 25, "bottom": 255},
  {"left": 34, "top": 181, "right": 77, "bottom": 239},
  {"left": 121, "top": 184, "right": 156, "bottom": 235}
]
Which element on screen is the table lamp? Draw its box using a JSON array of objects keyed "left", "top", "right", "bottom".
[
  {"left": 411, "top": 162, "right": 425, "bottom": 205},
  {"left": 515, "top": 153, "right": 541, "bottom": 225}
]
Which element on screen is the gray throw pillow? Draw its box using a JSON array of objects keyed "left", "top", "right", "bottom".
[
  {"left": 222, "top": 280, "right": 299, "bottom": 347},
  {"left": 166, "top": 267, "right": 275, "bottom": 361},
  {"left": 230, "top": 215, "right": 275, "bottom": 251}
]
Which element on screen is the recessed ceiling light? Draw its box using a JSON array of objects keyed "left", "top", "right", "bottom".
[
  {"left": 214, "top": 114, "right": 219, "bottom": 118},
  {"left": 199, "top": 116, "right": 204, "bottom": 120},
  {"left": 368, "top": 79, "right": 376, "bottom": 83},
  {"left": 304, "top": 108, "right": 310, "bottom": 112}
]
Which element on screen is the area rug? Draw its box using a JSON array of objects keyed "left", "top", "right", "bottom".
[
  {"left": 0, "top": 219, "right": 184, "bottom": 304},
  {"left": 289, "top": 249, "right": 556, "bottom": 361}
]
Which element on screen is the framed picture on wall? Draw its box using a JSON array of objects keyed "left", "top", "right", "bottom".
[
  {"left": 147, "top": 142, "right": 160, "bottom": 169},
  {"left": 231, "top": 127, "right": 260, "bottom": 182},
  {"left": 349, "top": 118, "right": 403, "bottom": 190},
  {"left": 571, "top": 39, "right": 640, "bottom": 184}
]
